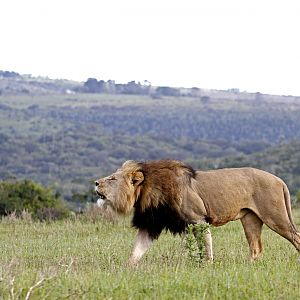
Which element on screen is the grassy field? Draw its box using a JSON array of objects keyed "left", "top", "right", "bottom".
[{"left": 0, "top": 210, "right": 300, "bottom": 300}]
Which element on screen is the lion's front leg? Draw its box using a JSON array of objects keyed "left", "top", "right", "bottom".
[
  {"left": 128, "top": 229, "right": 153, "bottom": 266},
  {"left": 194, "top": 221, "right": 213, "bottom": 263},
  {"left": 204, "top": 228, "right": 213, "bottom": 262}
]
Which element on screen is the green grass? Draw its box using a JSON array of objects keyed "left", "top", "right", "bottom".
[{"left": 0, "top": 212, "right": 300, "bottom": 300}]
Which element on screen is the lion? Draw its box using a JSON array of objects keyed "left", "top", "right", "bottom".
[{"left": 95, "top": 159, "right": 300, "bottom": 264}]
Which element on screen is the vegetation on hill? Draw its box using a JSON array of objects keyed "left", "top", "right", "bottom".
[
  {"left": 1, "top": 73, "right": 300, "bottom": 204},
  {"left": 1, "top": 71, "right": 300, "bottom": 299}
]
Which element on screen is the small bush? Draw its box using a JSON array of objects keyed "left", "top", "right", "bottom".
[
  {"left": 185, "top": 223, "right": 210, "bottom": 265},
  {"left": 0, "top": 179, "right": 70, "bottom": 220}
]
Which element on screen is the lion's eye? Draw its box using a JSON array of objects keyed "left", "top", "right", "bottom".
[{"left": 108, "top": 176, "right": 116, "bottom": 181}]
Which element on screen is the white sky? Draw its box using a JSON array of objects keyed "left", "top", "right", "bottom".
[{"left": 1, "top": 0, "right": 300, "bottom": 95}]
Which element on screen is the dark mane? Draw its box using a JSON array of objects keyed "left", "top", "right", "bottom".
[
  {"left": 141, "top": 159, "right": 196, "bottom": 179},
  {"left": 132, "top": 159, "right": 196, "bottom": 239},
  {"left": 132, "top": 203, "right": 193, "bottom": 239}
]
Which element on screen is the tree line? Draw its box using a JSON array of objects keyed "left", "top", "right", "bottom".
[{"left": 82, "top": 78, "right": 193, "bottom": 97}]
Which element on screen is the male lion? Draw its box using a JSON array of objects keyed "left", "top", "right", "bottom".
[{"left": 95, "top": 159, "right": 300, "bottom": 264}]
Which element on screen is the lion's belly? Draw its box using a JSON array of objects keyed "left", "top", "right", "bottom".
[
  {"left": 194, "top": 169, "right": 258, "bottom": 225},
  {"left": 206, "top": 208, "right": 250, "bottom": 226}
]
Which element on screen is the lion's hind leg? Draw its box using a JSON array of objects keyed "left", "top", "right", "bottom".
[
  {"left": 240, "top": 211, "right": 263, "bottom": 261},
  {"left": 257, "top": 208, "right": 300, "bottom": 254},
  {"left": 264, "top": 222, "right": 300, "bottom": 255}
]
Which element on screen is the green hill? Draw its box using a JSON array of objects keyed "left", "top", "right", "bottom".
[{"left": 1, "top": 76, "right": 300, "bottom": 200}]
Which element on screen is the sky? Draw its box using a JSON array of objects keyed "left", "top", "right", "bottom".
[{"left": 1, "top": 0, "right": 300, "bottom": 96}]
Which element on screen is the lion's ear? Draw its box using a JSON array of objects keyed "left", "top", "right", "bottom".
[
  {"left": 122, "top": 160, "right": 136, "bottom": 168},
  {"left": 131, "top": 171, "right": 144, "bottom": 186}
]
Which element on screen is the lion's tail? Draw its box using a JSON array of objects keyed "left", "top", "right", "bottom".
[{"left": 283, "top": 183, "right": 300, "bottom": 247}]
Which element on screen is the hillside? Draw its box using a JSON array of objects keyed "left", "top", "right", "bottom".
[
  {"left": 1, "top": 70, "right": 300, "bottom": 101},
  {"left": 1, "top": 73, "right": 300, "bottom": 200},
  {"left": 0, "top": 72, "right": 80, "bottom": 95}
]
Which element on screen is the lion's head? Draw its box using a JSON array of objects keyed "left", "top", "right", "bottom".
[
  {"left": 95, "top": 159, "right": 196, "bottom": 215},
  {"left": 95, "top": 160, "right": 144, "bottom": 214}
]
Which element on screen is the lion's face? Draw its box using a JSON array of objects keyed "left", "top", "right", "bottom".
[{"left": 95, "top": 161, "right": 144, "bottom": 214}]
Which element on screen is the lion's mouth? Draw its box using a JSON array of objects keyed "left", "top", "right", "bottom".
[
  {"left": 96, "top": 190, "right": 107, "bottom": 200},
  {"left": 95, "top": 190, "right": 110, "bottom": 208}
]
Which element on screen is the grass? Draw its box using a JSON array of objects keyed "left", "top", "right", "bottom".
[{"left": 0, "top": 212, "right": 300, "bottom": 300}]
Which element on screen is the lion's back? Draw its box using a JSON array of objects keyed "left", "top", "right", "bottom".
[
  {"left": 193, "top": 167, "right": 284, "bottom": 224},
  {"left": 196, "top": 167, "right": 281, "bottom": 191}
]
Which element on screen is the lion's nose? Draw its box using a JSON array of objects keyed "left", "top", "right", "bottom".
[{"left": 95, "top": 181, "right": 99, "bottom": 186}]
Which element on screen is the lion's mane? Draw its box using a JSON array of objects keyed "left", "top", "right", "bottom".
[{"left": 130, "top": 160, "right": 197, "bottom": 239}]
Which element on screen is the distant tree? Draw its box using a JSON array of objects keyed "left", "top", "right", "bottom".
[
  {"left": 144, "top": 80, "right": 152, "bottom": 95},
  {"left": 190, "top": 87, "right": 201, "bottom": 97},
  {"left": 84, "top": 78, "right": 108, "bottom": 93},
  {"left": 84, "top": 78, "right": 115, "bottom": 93},
  {"left": 115, "top": 84, "right": 125, "bottom": 94},
  {"left": 99, "top": 80, "right": 108, "bottom": 93},
  {"left": 255, "top": 92, "right": 263, "bottom": 101},
  {"left": 0, "top": 70, "right": 20, "bottom": 78},
  {"left": 84, "top": 78, "right": 99, "bottom": 93},
  {"left": 155, "top": 86, "right": 180, "bottom": 97},
  {"left": 107, "top": 80, "right": 116, "bottom": 93},
  {"left": 123, "top": 81, "right": 144, "bottom": 95}
]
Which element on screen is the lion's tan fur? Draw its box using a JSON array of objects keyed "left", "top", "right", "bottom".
[
  {"left": 95, "top": 160, "right": 144, "bottom": 214},
  {"left": 95, "top": 159, "right": 300, "bottom": 261}
]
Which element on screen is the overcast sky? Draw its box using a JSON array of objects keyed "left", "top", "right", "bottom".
[{"left": 1, "top": 0, "right": 300, "bottom": 95}]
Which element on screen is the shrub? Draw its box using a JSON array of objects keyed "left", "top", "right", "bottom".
[
  {"left": 0, "top": 179, "right": 69, "bottom": 220},
  {"left": 185, "top": 223, "right": 210, "bottom": 265}
]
